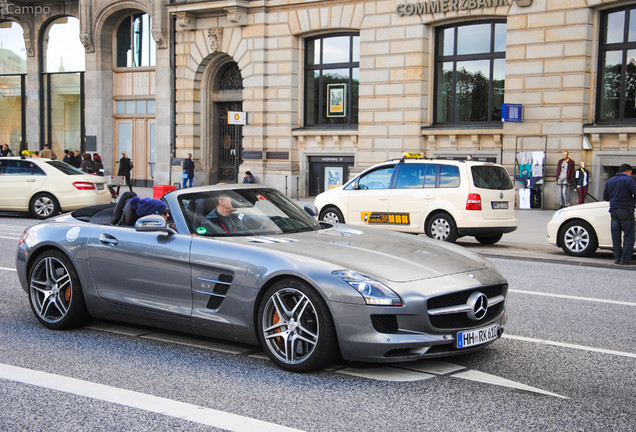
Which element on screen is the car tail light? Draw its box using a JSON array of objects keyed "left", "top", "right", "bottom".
[
  {"left": 466, "top": 193, "right": 482, "bottom": 210},
  {"left": 73, "top": 182, "right": 96, "bottom": 190},
  {"left": 514, "top": 194, "right": 518, "bottom": 210}
]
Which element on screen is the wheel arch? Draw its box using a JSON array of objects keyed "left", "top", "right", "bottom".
[
  {"left": 556, "top": 217, "right": 598, "bottom": 248},
  {"left": 424, "top": 209, "right": 457, "bottom": 231}
]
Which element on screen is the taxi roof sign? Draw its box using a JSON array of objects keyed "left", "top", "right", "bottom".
[{"left": 403, "top": 152, "right": 423, "bottom": 159}]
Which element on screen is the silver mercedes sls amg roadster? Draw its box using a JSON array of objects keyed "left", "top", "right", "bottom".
[{"left": 16, "top": 184, "right": 508, "bottom": 372}]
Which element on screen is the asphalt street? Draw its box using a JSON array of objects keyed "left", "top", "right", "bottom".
[{"left": 0, "top": 209, "right": 634, "bottom": 431}]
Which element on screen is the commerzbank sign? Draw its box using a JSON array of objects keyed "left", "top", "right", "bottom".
[{"left": 396, "top": 0, "right": 533, "bottom": 16}]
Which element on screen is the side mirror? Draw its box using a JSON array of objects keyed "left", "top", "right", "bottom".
[
  {"left": 135, "top": 215, "right": 176, "bottom": 235},
  {"left": 303, "top": 204, "right": 318, "bottom": 218}
]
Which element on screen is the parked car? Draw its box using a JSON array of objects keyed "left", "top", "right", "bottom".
[
  {"left": 546, "top": 201, "right": 635, "bottom": 257},
  {"left": 16, "top": 184, "right": 508, "bottom": 372},
  {"left": 314, "top": 154, "right": 518, "bottom": 244},
  {"left": 0, "top": 157, "right": 111, "bottom": 219}
]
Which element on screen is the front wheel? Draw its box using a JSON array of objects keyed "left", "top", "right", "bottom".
[
  {"left": 475, "top": 233, "right": 503, "bottom": 245},
  {"left": 426, "top": 213, "right": 458, "bottom": 242},
  {"left": 28, "top": 250, "right": 90, "bottom": 329},
  {"left": 30, "top": 193, "right": 60, "bottom": 219},
  {"left": 257, "top": 279, "right": 338, "bottom": 372},
  {"left": 560, "top": 220, "right": 598, "bottom": 257},
  {"left": 319, "top": 206, "right": 344, "bottom": 224}
]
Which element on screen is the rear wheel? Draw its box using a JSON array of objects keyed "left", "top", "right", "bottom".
[
  {"left": 426, "top": 213, "right": 458, "bottom": 242},
  {"left": 28, "top": 250, "right": 90, "bottom": 329},
  {"left": 560, "top": 220, "right": 598, "bottom": 257},
  {"left": 475, "top": 233, "right": 503, "bottom": 245},
  {"left": 257, "top": 279, "right": 338, "bottom": 372},
  {"left": 319, "top": 206, "right": 344, "bottom": 224},
  {"left": 30, "top": 193, "right": 59, "bottom": 219}
]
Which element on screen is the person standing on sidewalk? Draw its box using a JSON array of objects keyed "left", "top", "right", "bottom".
[
  {"left": 117, "top": 151, "right": 134, "bottom": 195},
  {"left": 182, "top": 153, "right": 195, "bottom": 188},
  {"left": 603, "top": 164, "right": 636, "bottom": 265}
]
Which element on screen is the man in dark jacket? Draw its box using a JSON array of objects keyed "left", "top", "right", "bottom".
[
  {"left": 182, "top": 153, "right": 195, "bottom": 188},
  {"left": 603, "top": 164, "right": 636, "bottom": 265}
]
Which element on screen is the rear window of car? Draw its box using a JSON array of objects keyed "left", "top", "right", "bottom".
[
  {"left": 471, "top": 165, "right": 513, "bottom": 190},
  {"left": 0, "top": 159, "right": 45, "bottom": 175},
  {"left": 46, "top": 160, "right": 84, "bottom": 175}
]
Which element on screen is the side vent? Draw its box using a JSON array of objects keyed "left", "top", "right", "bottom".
[{"left": 198, "top": 273, "right": 234, "bottom": 311}]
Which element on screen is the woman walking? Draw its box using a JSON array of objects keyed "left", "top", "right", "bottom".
[{"left": 117, "top": 151, "right": 133, "bottom": 195}]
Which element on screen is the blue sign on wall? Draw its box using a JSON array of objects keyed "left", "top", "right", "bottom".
[{"left": 502, "top": 104, "right": 523, "bottom": 122}]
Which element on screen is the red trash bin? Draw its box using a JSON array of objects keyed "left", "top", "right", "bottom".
[{"left": 153, "top": 184, "right": 177, "bottom": 199}]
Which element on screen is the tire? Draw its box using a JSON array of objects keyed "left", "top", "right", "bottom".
[
  {"left": 475, "top": 233, "right": 503, "bottom": 245},
  {"left": 319, "top": 206, "right": 345, "bottom": 224},
  {"left": 559, "top": 220, "right": 598, "bottom": 257},
  {"left": 257, "top": 279, "right": 338, "bottom": 372},
  {"left": 30, "top": 193, "right": 60, "bottom": 219},
  {"left": 28, "top": 250, "right": 90, "bottom": 330},
  {"left": 426, "top": 213, "right": 458, "bottom": 242}
]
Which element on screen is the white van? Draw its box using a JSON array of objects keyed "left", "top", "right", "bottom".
[{"left": 314, "top": 154, "right": 518, "bottom": 244}]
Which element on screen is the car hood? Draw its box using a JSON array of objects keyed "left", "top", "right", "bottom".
[{"left": 237, "top": 225, "right": 489, "bottom": 283}]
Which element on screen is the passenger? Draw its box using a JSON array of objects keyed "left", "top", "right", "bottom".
[
  {"left": 205, "top": 195, "right": 245, "bottom": 234},
  {"left": 119, "top": 197, "right": 168, "bottom": 226}
]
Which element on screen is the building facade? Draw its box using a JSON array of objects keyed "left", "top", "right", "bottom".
[{"left": 1, "top": 0, "right": 636, "bottom": 208}]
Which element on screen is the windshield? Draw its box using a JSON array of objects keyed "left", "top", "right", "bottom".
[
  {"left": 179, "top": 188, "right": 321, "bottom": 236},
  {"left": 46, "top": 160, "right": 85, "bottom": 175}
]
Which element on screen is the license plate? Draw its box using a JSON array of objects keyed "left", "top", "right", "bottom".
[
  {"left": 457, "top": 324, "right": 498, "bottom": 349},
  {"left": 492, "top": 201, "right": 508, "bottom": 209},
  {"left": 96, "top": 183, "right": 105, "bottom": 190}
]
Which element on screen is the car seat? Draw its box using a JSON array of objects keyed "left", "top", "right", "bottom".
[{"left": 110, "top": 191, "right": 137, "bottom": 225}]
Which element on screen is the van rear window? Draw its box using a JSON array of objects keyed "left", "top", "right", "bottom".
[{"left": 471, "top": 166, "right": 513, "bottom": 190}]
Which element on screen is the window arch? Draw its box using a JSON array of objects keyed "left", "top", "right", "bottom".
[
  {"left": 43, "top": 16, "right": 85, "bottom": 73},
  {"left": 0, "top": 20, "right": 26, "bottom": 151},
  {"left": 115, "top": 13, "right": 156, "bottom": 68}
]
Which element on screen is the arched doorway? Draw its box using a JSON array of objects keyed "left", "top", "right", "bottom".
[{"left": 208, "top": 61, "right": 243, "bottom": 184}]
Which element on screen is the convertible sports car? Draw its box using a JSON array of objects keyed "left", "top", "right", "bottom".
[{"left": 16, "top": 184, "right": 508, "bottom": 372}]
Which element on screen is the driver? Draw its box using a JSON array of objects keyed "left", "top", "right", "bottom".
[{"left": 205, "top": 194, "right": 246, "bottom": 234}]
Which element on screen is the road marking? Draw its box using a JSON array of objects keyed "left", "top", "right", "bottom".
[
  {"left": 509, "top": 289, "right": 636, "bottom": 307},
  {"left": 0, "top": 363, "right": 304, "bottom": 432},
  {"left": 452, "top": 370, "right": 568, "bottom": 399},
  {"left": 504, "top": 334, "right": 636, "bottom": 359},
  {"left": 337, "top": 366, "right": 435, "bottom": 382},
  {"left": 0, "top": 235, "right": 20, "bottom": 240},
  {"left": 0, "top": 266, "right": 16, "bottom": 272}
]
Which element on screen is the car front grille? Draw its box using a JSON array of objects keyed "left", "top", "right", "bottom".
[
  {"left": 371, "top": 314, "right": 399, "bottom": 334},
  {"left": 427, "top": 284, "right": 507, "bottom": 330}
]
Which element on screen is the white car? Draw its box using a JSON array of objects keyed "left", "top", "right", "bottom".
[
  {"left": 314, "top": 154, "right": 518, "bottom": 244},
  {"left": 0, "top": 157, "right": 111, "bottom": 218},
  {"left": 546, "top": 201, "right": 634, "bottom": 256}
]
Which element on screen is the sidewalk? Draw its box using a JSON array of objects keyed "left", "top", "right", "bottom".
[{"left": 134, "top": 187, "right": 617, "bottom": 267}]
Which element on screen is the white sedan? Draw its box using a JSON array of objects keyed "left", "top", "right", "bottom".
[
  {"left": 0, "top": 157, "right": 111, "bottom": 218},
  {"left": 546, "top": 201, "right": 634, "bottom": 256}
]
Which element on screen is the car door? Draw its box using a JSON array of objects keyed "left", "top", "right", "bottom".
[
  {"left": 388, "top": 163, "right": 437, "bottom": 232},
  {"left": 346, "top": 165, "right": 394, "bottom": 226},
  {"left": 87, "top": 225, "right": 193, "bottom": 316},
  {"left": 0, "top": 159, "right": 47, "bottom": 210}
]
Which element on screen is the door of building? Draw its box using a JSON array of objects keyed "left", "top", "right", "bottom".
[
  {"left": 308, "top": 156, "right": 354, "bottom": 196},
  {"left": 216, "top": 102, "right": 242, "bottom": 183}
]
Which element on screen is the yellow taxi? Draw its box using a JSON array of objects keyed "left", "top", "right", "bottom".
[{"left": 314, "top": 153, "right": 518, "bottom": 244}]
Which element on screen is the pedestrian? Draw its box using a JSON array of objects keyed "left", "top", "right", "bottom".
[
  {"left": 181, "top": 153, "right": 195, "bottom": 188},
  {"left": 39, "top": 144, "right": 57, "bottom": 159},
  {"left": 555, "top": 151, "right": 575, "bottom": 208},
  {"left": 602, "top": 163, "right": 636, "bottom": 265},
  {"left": 242, "top": 170, "right": 255, "bottom": 184},
  {"left": 80, "top": 153, "right": 95, "bottom": 174},
  {"left": 1, "top": 144, "right": 14, "bottom": 157},
  {"left": 72, "top": 150, "right": 82, "bottom": 168},
  {"left": 117, "top": 151, "right": 134, "bottom": 195},
  {"left": 93, "top": 153, "right": 104, "bottom": 176},
  {"left": 575, "top": 162, "right": 590, "bottom": 205},
  {"left": 63, "top": 149, "right": 70, "bottom": 163}
]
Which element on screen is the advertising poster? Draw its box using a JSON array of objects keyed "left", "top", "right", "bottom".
[{"left": 327, "top": 84, "right": 346, "bottom": 117}]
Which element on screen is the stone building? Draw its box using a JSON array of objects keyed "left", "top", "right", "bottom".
[{"left": 1, "top": 0, "right": 635, "bottom": 208}]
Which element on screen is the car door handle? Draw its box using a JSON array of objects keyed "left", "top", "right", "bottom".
[
  {"left": 27, "top": 178, "right": 36, "bottom": 182},
  {"left": 99, "top": 234, "right": 118, "bottom": 246},
  {"left": 379, "top": 196, "right": 388, "bottom": 201}
]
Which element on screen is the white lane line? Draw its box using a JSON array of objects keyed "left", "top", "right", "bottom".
[
  {"left": 0, "top": 363, "right": 304, "bottom": 432},
  {"left": 504, "top": 334, "right": 636, "bottom": 359},
  {"left": 0, "top": 266, "right": 16, "bottom": 272},
  {"left": 452, "top": 370, "right": 568, "bottom": 399},
  {"left": 0, "top": 235, "right": 20, "bottom": 240},
  {"left": 509, "top": 289, "right": 636, "bottom": 307}
]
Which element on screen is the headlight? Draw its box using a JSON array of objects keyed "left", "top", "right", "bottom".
[{"left": 332, "top": 270, "right": 402, "bottom": 306}]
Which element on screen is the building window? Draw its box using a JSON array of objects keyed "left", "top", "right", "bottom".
[
  {"left": 305, "top": 33, "right": 359, "bottom": 127},
  {"left": 0, "top": 20, "right": 27, "bottom": 151},
  {"left": 598, "top": 6, "right": 636, "bottom": 122},
  {"left": 435, "top": 21, "right": 506, "bottom": 125},
  {"left": 116, "top": 13, "right": 156, "bottom": 68}
]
